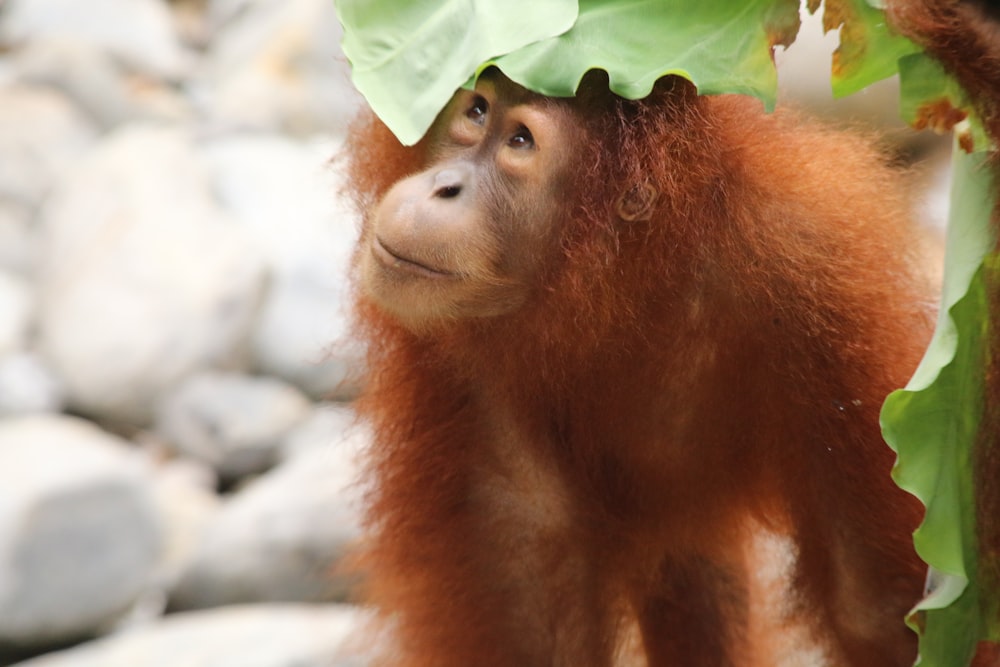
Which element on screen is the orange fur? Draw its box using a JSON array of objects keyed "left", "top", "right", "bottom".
[{"left": 344, "top": 77, "right": 932, "bottom": 666}]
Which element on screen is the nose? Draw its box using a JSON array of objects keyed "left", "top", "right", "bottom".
[{"left": 431, "top": 167, "right": 466, "bottom": 199}]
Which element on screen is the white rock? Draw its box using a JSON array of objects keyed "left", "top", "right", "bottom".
[
  {"left": 148, "top": 457, "right": 221, "bottom": 595},
  {"left": 14, "top": 39, "right": 194, "bottom": 131},
  {"left": 0, "top": 0, "right": 191, "bottom": 80},
  {"left": 0, "top": 85, "right": 97, "bottom": 209},
  {"left": 280, "top": 402, "right": 359, "bottom": 461},
  {"left": 0, "top": 353, "right": 65, "bottom": 416},
  {"left": 36, "top": 125, "right": 267, "bottom": 426},
  {"left": 155, "top": 371, "right": 312, "bottom": 481},
  {"left": 0, "top": 271, "right": 32, "bottom": 356},
  {"left": 203, "top": 134, "right": 363, "bottom": 398},
  {"left": 197, "top": 0, "right": 362, "bottom": 135},
  {"left": 0, "top": 201, "right": 38, "bottom": 276},
  {"left": 0, "top": 416, "right": 163, "bottom": 648},
  {"left": 170, "top": 0, "right": 212, "bottom": 49},
  {"left": 10, "top": 604, "right": 369, "bottom": 667},
  {"left": 169, "top": 434, "right": 365, "bottom": 610}
]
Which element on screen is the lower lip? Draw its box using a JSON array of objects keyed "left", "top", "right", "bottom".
[{"left": 372, "top": 238, "right": 453, "bottom": 279}]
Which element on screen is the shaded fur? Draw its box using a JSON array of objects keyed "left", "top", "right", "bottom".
[{"left": 344, "top": 78, "right": 932, "bottom": 666}]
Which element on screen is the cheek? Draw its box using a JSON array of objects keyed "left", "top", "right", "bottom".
[
  {"left": 368, "top": 178, "right": 500, "bottom": 277},
  {"left": 357, "top": 174, "right": 542, "bottom": 329},
  {"left": 501, "top": 182, "right": 566, "bottom": 273}
]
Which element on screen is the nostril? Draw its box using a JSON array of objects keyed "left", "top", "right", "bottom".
[
  {"left": 434, "top": 184, "right": 462, "bottom": 199},
  {"left": 431, "top": 168, "right": 466, "bottom": 199}
]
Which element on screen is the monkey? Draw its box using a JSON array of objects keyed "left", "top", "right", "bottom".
[{"left": 344, "top": 69, "right": 933, "bottom": 666}]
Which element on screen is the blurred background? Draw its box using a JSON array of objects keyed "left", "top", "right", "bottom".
[{"left": 0, "top": 1, "right": 948, "bottom": 665}]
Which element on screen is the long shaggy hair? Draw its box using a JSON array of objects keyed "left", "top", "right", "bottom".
[{"left": 342, "top": 74, "right": 931, "bottom": 665}]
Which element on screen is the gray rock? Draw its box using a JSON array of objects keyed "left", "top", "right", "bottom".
[
  {"left": 10, "top": 604, "right": 369, "bottom": 667},
  {"left": 36, "top": 125, "right": 267, "bottom": 426},
  {"left": 155, "top": 371, "right": 312, "bottom": 481},
  {"left": 0, "top": 85, "right": 97, "bottom": 209},
  {"left": 170, "top": 0, "right": 212, "bottom": 49},
  {"left": 280, "top": 402, "right": 359, "bottom": 461},
  {"left": 0, "top": 416, "right": 163, "bottom": 649},
  {"left": 0, "top": 353, "right": 65, "bottom": 416},
  {"left": 252, "top": 272, "right": 363, "bottom": 400},
  {"left": 0, "top": 0, "right": 191, "bottom": 80},
  {"left": 202, "top": 134, "right": 363, "bottom": 399},
  {"left": 169, "top": 435, "right": 364, "bottom": 610},
  {"left": 149, "top": 456, "right": 221, "bottom": 590},
  {"left": 0, "top": 271, "right": 32, "bottom": 355},
  {"left": 0, "top": 200, "right": 38, "bottom": 276},
  {"left": 13, "top": 39, "right": 194, "bottom": 131},
  {"left": 196, "top": 0, "right": 362, "bottom": 135}
]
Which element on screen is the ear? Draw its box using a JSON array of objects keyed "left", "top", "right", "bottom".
[{"left": 616, "top": 182, "right": 659, "bottom": 221}]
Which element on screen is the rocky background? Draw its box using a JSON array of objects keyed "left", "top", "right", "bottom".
[
  {"left": 0, "top": 0, "right": 369, "bottom": 664},
  {"left": 0, "top": 1, "right": 949, "bottom": 666}
]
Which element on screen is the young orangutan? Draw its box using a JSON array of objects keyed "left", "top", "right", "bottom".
[{"left": 345, "top": 70, "right": 933, "bottom": 666}]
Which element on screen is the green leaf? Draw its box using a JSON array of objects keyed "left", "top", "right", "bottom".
[
  {"left": 898, "top": 52, "right": 990, "bottom": 152},
  {"left": 916, "top": 570, "right": 982, "bottom": 667},
  {"left": 487, "top": 0, "right": 800, "bottom": 107},
  {"left": 881, "top": 142, "right": 998, "bottom": 666},
  {"left": 337, "top": 0, "right": 801, "bottom": 144},
  {"left": 819, "top": 0, "right": 920, "bottom": 97},
  {"left": 335, "top": 0, "right": 578, "bottom": 145}
]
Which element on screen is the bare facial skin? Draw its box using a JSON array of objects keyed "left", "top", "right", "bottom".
[{"left": 359, "top": 76, "right": 574, "bottom": 330}]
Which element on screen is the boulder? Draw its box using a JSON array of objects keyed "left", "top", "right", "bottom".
[
  {"left": 0, "top": 200, "right": 38, "bottom": 276},
  {"left": 0, "top": 271, "right": 32, "bottom": 355},
  {"left": 155, "top": 371, "right": 312, "bottom": 481},
  {"left": 13, "top": 39, "right": 194, "bottom": 130},
  {"left": 202, "top": 133, "right": 362, "bottom": 399},
  {"left": 35, "top": 125, "right": 266, "bottom": 426},
  {"left": 0, "top": 85, "right": 97, "bottom": 209},
  {"left": 0, "top": 0, "right": 191, "bottom": 80},
  {"left": 169, "top": 433, "right": 364, "bottom": 610},
  {"left": 10, "top": 604, "right": 369, "bottom": 667},
  {"left": 198, "top": 0, "right": 362, "bottom": 135},
  {"left": 0, "top": 416, "right": 163, "bottom": 650},
  {"left": 0, "top": 353, "right": 65, "bottom": 416}
]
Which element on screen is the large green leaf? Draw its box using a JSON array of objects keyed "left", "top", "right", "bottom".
[
  {"left": 487, "top": 0, "right": 800, "bottom": 107},
  {"left": 878, "top": 11, "right": 999, "bottom": 663},
  {"left": 335, "top": 0, "right": 577, "bottom": 145},
  {"left": 881, "top": 143, "right": 998, "bottom": 666},
  {"left": 337, "top": 0, "right": 801, "bottom": 144},
  {"left": 336, "top": 0, "right": 921, "bottom": 145}
]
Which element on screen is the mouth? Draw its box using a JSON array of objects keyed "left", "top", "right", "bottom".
[{"left": 372, "top": 237, "right": 454, "bottom": 278}]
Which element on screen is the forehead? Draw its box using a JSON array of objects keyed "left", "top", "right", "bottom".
[
  {"left": 473, "top": 71, "right": 543, "bottom": 106},
  {"left": 461, "top": 70, "right": 569, "bottom": 113}
]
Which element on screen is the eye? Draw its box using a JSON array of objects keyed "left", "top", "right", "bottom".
[
  {"left": 508, "top": 125, "right": 534, "bottom": 149},
  {"left": 466, "top": 96, "right": 488, "bottom": 125}
]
